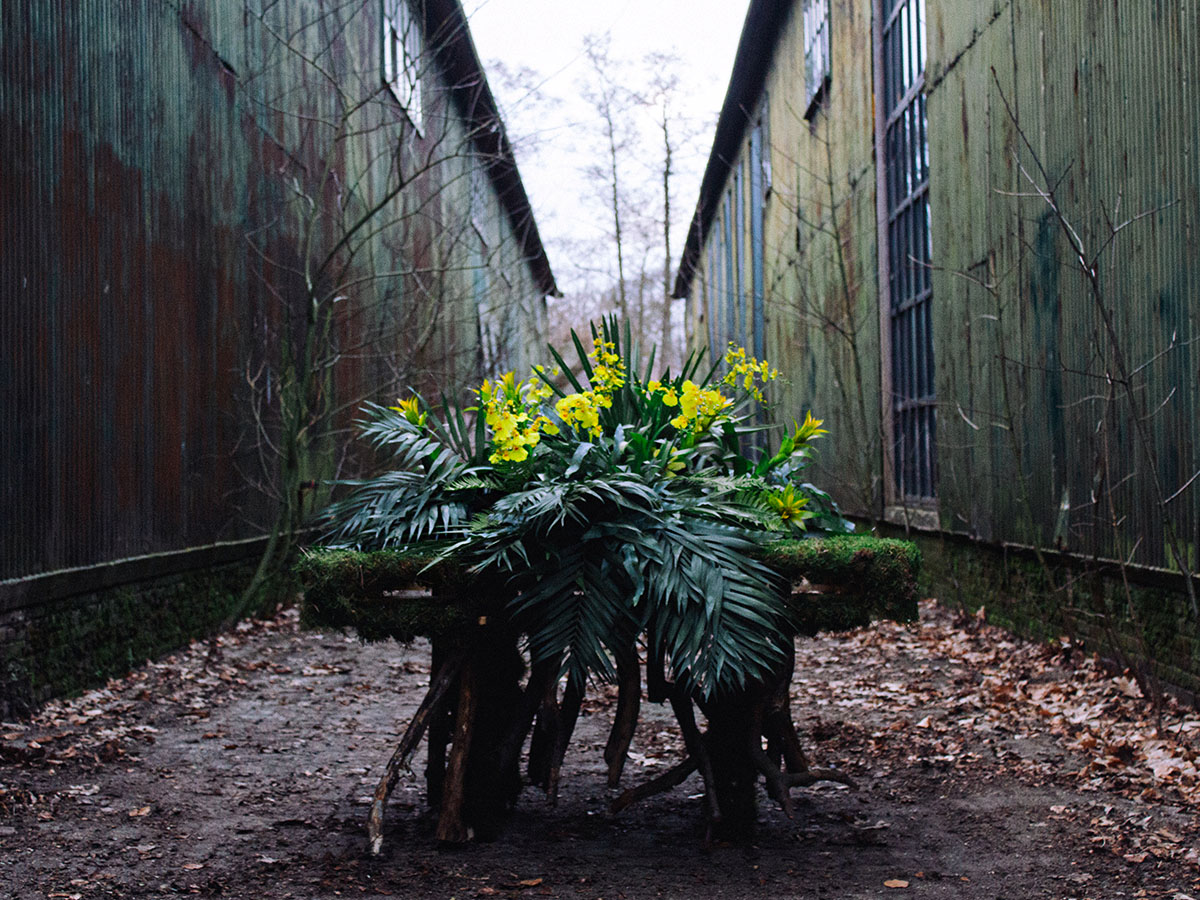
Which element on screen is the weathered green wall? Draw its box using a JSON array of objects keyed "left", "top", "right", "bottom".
[
  {"left": 682, "top": 0, "right": 1199, "bottom": 693},
  {"left": 690, "top": 0, "right": 885, "bottom": 516},
  {"left": 0, "top": 0, "right": 550, "bottom": 584},
  {"left": 1, "top": 1, "right": 551, "bottom": 714},
  {"left": 927, "top": 0, "right": 1200, "bottom": 571}
]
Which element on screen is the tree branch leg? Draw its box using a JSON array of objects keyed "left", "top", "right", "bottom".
[
  {"left": 367, "top": 645, "right": 466, "bottom": 854},
  {"left": 527, "top": 666, "right": 561, "bottom": 790},
  {"left": 547, "top": 678, "right": 584, "bottom": 804},
  {"left": 425, "top": 639, "right": 454, "bottom": 809},
  {"left": 496, "top": 656, "right": 556, "bottom": 779},
  {"left": 763, "top": 644, "right": 809, "bottom": 773},
  {"left": 435, "top": 656, "right": 478, "bottom": 845},
  {"left": 670, "top": 686, "right": 722, "bottom": 829},
  {"left": 610, "top": 757, "right": 698, "bottom": 814},
  {"left": 604, "top": 640, "right": 641, "bottom": 787}
]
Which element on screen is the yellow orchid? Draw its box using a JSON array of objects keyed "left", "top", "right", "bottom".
[
  {"left": 555, "top": 392, "right": 603, "bottom": 437},
  {"left": 478, "top": 371, "right": 559, "bottom": 464},
  {"left": 669, "top": 380, "right": 732, "bottom": 432},
  {"left": 722, "top": 344, "right": 779, "bottom": 403}
]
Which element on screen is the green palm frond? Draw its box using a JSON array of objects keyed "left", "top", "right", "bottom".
[
  {"left": 642, "top": 518, "right": 791, "bottom": 696},
  {"left": 322, "top": 405, "right": 486, "bottom": 549},
  {"left": 321, "top": 466, "right": 471, "bottom": 549},
  {"left": 317, "top": 319, "right": 847, "bottom": 697},
  {"left": 455, "top": 471, "right": 790, "bottom": 697}
]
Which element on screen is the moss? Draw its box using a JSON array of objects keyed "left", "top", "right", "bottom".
[
  {"left": 3, "top": 559, "right": 266, "bottom": 716},
  {"left": 757, "top": 535, "right": 921, "bottom": 634},
  {"left": 878, "top": 523, "right": 1200, "bottom": 702},
  {"left": 298, "top": 536, "right": 922, "bottom": 641},
  {"left": 297, "top": 547, "right": 500, "bottom": 642}
]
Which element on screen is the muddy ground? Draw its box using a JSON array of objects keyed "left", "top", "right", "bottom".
[{"left": 2, "top": 600, "right": 1199, "bottom": 899}]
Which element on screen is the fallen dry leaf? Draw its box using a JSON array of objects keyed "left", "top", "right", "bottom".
[
  {"left": 128, "top": 806, "right": 150, "bottom": 817},
  {"left": 884, "top": 879, "right": 910, "bottom": 888}
]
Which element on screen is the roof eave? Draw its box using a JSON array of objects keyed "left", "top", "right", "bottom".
[
  {"left": 673, "top": 0, "right": 794, "bottom": 299},
  {"left": 425, "top": 0, "right": 560, "bottom": 298}
]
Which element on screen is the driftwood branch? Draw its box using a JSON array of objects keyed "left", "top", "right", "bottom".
[
  {"left": 435, "top": 658, "right": 478, "bottom": 844},
  {"left": 367, "top": 647, "right": 466, "bottom": 855},
  {"left": 604, "top": 641, "right": 641, "bottom": 787},
  {"left": 669, "top": 686, "right": 722, "bottom": 826},
  {"left": 610, "top": 756, "right": 698, "bottom": 813},
  {"left": 547, "top": 679, "right": 585, "bottom": 804}
]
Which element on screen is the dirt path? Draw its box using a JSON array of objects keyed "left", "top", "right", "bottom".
[{"left": 2, "top": 602, "right": 1198, "bottom": 899}]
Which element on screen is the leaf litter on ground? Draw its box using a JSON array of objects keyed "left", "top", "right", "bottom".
[{"left": 792, "top": 599, "right": 1200, "bottom": 872}]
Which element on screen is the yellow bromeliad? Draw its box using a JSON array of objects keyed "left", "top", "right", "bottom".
[
  {"left": 391, "top": 395, "right": 427, "bottom": 427},
  {"left": 765, "top": 483, "right": 811, "bottom": 527},
  {"left": 793, "top": 410, "right": 828, "bottom": 444}
]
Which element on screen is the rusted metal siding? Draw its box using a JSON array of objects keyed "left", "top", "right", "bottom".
[
  {"left": 1, "top": 0, "right": 552, "bottom": 584},
  {"left": 1, "top": 1, "right": 255, "bottom": 581},
  {"left": 927, "top": 0, "right": 1199, "bottom": 571}
]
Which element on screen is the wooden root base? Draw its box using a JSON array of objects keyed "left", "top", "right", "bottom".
[
  {"left": 613, "top": 644, "right": 855, "bottom": 841},
  {"left": 370, "top": 639, "right": 853, "bottom": 851}
]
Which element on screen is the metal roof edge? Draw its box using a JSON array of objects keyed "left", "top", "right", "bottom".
[
  {"left": 425, "top": 0, "right": 561, "bottom": 298},
  {"left": 673, "top": 0, "right": 795, "bottom": 299}
]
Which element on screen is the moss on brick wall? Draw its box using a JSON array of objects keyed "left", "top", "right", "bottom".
[
  {"left": 874, "top": 522, "right": 1200, "bottom": 707},
  {"left": 1, "top": 559, "right": 267, "bottom": 719}
]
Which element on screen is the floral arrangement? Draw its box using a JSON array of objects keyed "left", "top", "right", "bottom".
[{"left": 321, "top": 320, "right": 849, "bottom": 696}]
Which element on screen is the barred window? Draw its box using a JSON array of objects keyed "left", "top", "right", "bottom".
[
  {"left": 383, "top": 0, "right": 422, "bottom": 132},
  {"left": 880, "top": 0, "right": 935, "bottom": 501},
  {"left": 470, "top": 155, "right": 489, "bottom": 238},
  {"left": 802, "top": 0, "right": 831, "bottom": 115}
]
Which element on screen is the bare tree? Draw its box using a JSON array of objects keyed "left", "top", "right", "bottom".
[
  {"left": 581, "top": 34, "right": 635, "bottom": 324},
  {"left": 228, "top": 0, "right": 546, "bottom": 611}
]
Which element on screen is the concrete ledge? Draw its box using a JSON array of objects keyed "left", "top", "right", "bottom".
[{"left": 0, "top": 536, "right": 270, "bottom": 613}]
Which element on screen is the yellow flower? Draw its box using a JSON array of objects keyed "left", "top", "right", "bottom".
[
  {"left": 477, "top": 371, "right": 558, "bottom": 464},
  {"left": 555, "top": 392, "right": 602, "bottom": 437},
  {"left": 391, "top": 396, "right": 426, "bottom": 427},
  {"left": 766, "top": 484, "right": 810, "bottom": 525},
  {"left": 588, "top": 337, "right": 626, "bottom": 397},
  {"left": 794, "top": 411, "right": 828, "bottom": 444},
  {"left": 721, "top": 344, "right": 779, "bottom": 403},
  {"left": 669, "top": 380, "right": 731, "bottom": 432}
]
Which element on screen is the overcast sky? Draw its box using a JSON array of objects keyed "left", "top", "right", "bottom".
[{"left": 463, "top": 0, "right": 752, "bottom": 298}]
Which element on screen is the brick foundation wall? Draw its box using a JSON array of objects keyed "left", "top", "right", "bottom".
[
  {"left": 873, "top": 522, "right": 1200, "bottom": 709},
  {"left": 1, "top": 543, "right": 271, "bottom": 720}
]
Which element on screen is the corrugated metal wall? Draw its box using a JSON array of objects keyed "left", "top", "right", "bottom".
[
  {"left": 687, "top": 0, "right": 1197, "bottom": 578},
  {"left": 689, "top": 0, "right": 886, "bottom": 517},
  {"left": 1, "top": 1, "right": 255, "bottom": 579},
  {"left": 0, "top": 1, "right": 547, "bottom": 584},
  {"left": 928, "top": 0, "right": 1199, "bottom": 572}
]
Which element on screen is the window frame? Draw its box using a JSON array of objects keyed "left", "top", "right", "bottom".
[
  {"left": 382, "top": 0, "right": 423, "bottom": 133},
  {"left": 802, "top": 0, "right": 832, "bottom": 118},
  {"left": 874, "top": 0, "right": 937, "bottom": 508}
]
